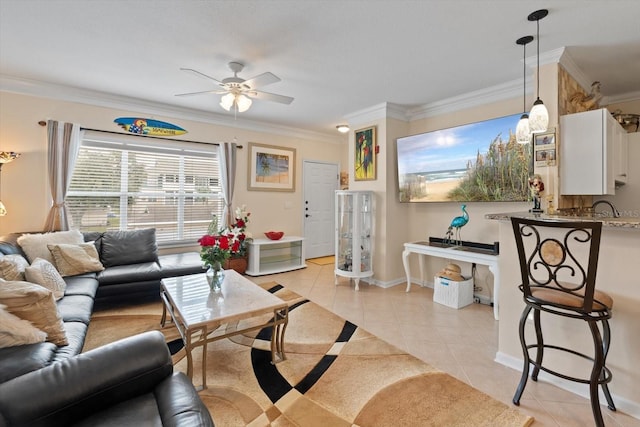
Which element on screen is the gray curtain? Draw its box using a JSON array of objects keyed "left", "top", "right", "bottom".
[
  {"left": 43, "top": 121, "right": 82, "bottom": 231},
  {"left": 218, "top": 142, "right": 237, "bottom": 227}
]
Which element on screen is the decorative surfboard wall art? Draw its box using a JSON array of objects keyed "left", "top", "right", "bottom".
[{"left": 114, "top": 117, "right": 187, "bottom": 136}]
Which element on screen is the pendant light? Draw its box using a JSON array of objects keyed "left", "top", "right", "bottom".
[
  {"left": 516, "top": 35, "right": 534, "bottom": 144},
  {"left": 528, "top": 9, "right": 549, "bottom": 133}
]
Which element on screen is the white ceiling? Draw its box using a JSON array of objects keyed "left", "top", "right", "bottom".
[{"left": 1, "top": 0, "right": 639, "bottom": 137}]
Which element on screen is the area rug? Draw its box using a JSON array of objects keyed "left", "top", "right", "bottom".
[
  {"left": 306, "top": 256, "right": 335, "bottom": 266},
  {"left": 84, "top": 283, "right": 533, "bottom": 427}
]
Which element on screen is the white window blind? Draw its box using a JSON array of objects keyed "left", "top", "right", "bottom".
[{"left": 67, "top": 131, "right": 224, "bottom": 245}]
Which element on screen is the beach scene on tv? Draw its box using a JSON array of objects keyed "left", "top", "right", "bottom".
[{"left": 397, "top": 113, "right": 532, "bottom": 202}]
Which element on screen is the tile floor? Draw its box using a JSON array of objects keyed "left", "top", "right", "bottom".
[{"left": 253, "top": 262, "right": 639, "bottom": 427}]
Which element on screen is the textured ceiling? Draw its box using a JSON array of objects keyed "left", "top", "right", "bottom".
[{"left": 1, "top": 0, "right": 639, "bottom": 136}]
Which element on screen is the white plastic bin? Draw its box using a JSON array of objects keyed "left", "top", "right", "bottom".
[{"left": 433, "top": 276, "right": 474, "bottom": 309}]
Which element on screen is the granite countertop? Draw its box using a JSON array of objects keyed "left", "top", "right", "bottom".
[{"left": 485, "top": 211, "right": 640, "bottom": 229}]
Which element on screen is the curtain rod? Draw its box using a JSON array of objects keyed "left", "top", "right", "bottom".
[{"left": 37, "top": 121, "right": 243, "bottom": 148}]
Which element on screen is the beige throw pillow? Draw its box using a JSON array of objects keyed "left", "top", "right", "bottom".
[
  {"left": 0, "top": 303, "right": 47, "bottom": 348},
  {"left": 0, "top": 254, "right": 30, "bottom": 281},
  {"left": 24, "top": 258, "right": 67, "bottom": 300},
  {"left": 17, "top": 230, "right": 84, "bottom": 264},
  {"left": 48, "top": 242, "right": 104, "bottom": 277},
  {"left": 0, "top": 280, "right": 67, "bottom": 346}
]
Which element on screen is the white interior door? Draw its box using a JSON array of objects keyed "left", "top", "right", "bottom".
[{"left": 303, "top": 160, "right": 339, "bottom": 259}]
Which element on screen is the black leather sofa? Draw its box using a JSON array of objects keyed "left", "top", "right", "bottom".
[
  {"left": 0, "top": 331, "right": 214, "bottom": 427},
  {"left": 0, "top": 228, "right": 205, "bottom": 306},
  {"left": 0, "top": 229, "right": 205, "bottom": 385}
]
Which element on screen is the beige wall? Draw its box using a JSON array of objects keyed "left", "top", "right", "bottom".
[{"left": 0, "top": 92, "right": 343, "bottom": 238}]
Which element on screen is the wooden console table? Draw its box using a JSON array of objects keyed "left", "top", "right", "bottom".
[{"left": 402, "top": 241, "right": 500, "bottom": 320}]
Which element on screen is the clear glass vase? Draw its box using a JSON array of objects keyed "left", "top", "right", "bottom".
[{"left": 205, "top": 261, "right": 225, "bottom": 292}]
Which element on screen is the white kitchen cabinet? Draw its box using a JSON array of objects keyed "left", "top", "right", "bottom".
[
  {"left": 335, "top": 190, "right": 373, "bottom": 291},
  {"left": 560, "top": 108, "right": 628, "bottom": 195}
]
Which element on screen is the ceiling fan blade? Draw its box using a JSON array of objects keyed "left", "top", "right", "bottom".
[
  {"left": 175, "top": 89, "right": 224, "bottom": 97},
  {"left": 250, "top": 90, "right": 294, "bottom": 105},
  {"left": 243, "top": 72, "right": 280, "bottom": 89},
  {"left": 180, "top": 68, "right": 224, "bottom": 86}
]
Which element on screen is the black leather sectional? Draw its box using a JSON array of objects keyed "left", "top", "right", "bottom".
[
  {"left": 0, "top": 228, "right": 205, "bottom": 385},
  {"left": 0, "top": 331, "right": 214, "bottom": 426}
]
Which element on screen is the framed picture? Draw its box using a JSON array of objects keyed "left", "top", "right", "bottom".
[
  {"left": 534, "top": 131, "right": 555, "bottom": 148},
  {"left": 354, "top": 126, "right": 377, "bottom": 181},
  {"left": 533, "top": 130, "right": 556, "bottom": 166},
  {"left": 247, "top": 142, "right": 296, "bottom": 192},
  {"left": 535, "top": 148, "right": 556, "bottom": 166},
  {"left": 396, "top": 113, "right": 530, "bottom": 202}
]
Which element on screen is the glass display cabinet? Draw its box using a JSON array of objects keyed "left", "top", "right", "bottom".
[{"left": 335, "top": 190, "right": 374, "bottom": 290}]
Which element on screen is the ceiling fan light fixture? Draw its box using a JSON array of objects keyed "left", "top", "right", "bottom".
[
  {"left": 236, "top": 94, "right": 252, "bottom": 112},
  {"left": 220, "top": 93, "right": 235, "bottom": 111},
  {"left": 336, "top": 124, "right": 350, "bottom": 133}
]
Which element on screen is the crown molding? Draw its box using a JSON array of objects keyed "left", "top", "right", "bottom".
[
  {"left": 554, "top": 49, "right": 640, "bottom": 105},
  {"left": 556, "top": 47, "right": 594, "bottom": 94},
  {"left": 407, "top": 79, "right": 524, "bottom": 120},
  {"left": 0, "top": 74, "right": 339, "bottom": 144},
  {"left": 344, "top": 102, "right": 410, "bottom": 126},
  {"left": 602, "top": 90, "right": 640, "bottom": 106},
  {"left": 344, "top": 79, "right": 525, "bottom": 124}
]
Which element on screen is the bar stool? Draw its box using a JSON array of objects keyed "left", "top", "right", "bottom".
[{"left": 510, "top": 217, "right": 615, "bottom": 427}]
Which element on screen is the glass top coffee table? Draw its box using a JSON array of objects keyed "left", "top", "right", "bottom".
[{"left": 160, "top": 269, "right": 288, "bottom": 389}]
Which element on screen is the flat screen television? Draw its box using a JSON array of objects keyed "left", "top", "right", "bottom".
[{"left": 396, "top": 113, "right": 532, "bottom": 203}]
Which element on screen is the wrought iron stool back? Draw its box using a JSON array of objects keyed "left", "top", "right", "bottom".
[{"left": 510, "top": 217, "right": 615, "bottom": 427}]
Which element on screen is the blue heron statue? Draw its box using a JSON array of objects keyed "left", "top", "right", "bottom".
[{"left": 444, "top": 204, "right": 469, "bottom": 245}]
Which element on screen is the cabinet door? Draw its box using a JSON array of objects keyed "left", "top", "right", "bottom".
[
  {"left": 560, "top": 110, "right": 606, "bottom": 195},
  {"left": 604, "top": 113, "right": 616, "bottom": 194},
  {"left": 613, "top": 121, "right": 628, "bottom": 185},
  {"left": 336, "top": 192, "right": 355, "bottom": 272},
  {"left": 359, "top": 192, "right": 373, "bottom": 273}
]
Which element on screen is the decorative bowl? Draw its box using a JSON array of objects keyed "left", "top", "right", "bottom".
[{"left": 264, "top": 231, "right": 284, "bottom": 240}]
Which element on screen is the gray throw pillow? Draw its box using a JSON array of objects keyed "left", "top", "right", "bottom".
[{"left": 100, "top": 229, "right": 159, "bottom": 267}]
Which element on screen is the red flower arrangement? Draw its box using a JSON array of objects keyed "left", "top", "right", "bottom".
[{"left": 198, "top": 206, "right": 251, "bottom": 267}]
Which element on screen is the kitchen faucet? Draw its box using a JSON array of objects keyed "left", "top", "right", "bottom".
[{"left": 591, "top": 200, "right": 620, "bottom": 218}]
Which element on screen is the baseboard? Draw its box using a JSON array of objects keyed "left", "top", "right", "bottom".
[{"left": 495, "top": 352, "right": 640, "bottom": 420}]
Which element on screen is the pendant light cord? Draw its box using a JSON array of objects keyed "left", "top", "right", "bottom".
[
  {"left": 536, "top": 19, "right": 540, "bottom": 99},
  {"left": 523, "top": 42, "right": 527, "bottom": 113}
]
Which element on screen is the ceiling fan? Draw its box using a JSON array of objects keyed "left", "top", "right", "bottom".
[{"left": 176, "top": 62, "right": 294, "bottom": 112}]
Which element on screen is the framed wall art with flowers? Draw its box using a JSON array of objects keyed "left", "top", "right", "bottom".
[{"left": 354, "top": 126, "right": 376, "bottom": 181}]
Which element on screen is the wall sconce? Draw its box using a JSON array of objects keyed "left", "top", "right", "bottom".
[
  {"left": 336, "top": 124, "right": 350, "bottom": 133},
  {"left": 528, "top": 9, "right": 549, "bottom": 133},
  {"left": 0, "top": 151, "right": 21, "bottom": 216}
]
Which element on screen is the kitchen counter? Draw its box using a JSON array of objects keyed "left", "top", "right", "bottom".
[{"left": 485, "top": 211, "right": 640, "bottom": 229}]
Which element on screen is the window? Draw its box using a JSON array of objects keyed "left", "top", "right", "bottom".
[{"left": 67, "top": 131, "right": 223, "bottom": 245}]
